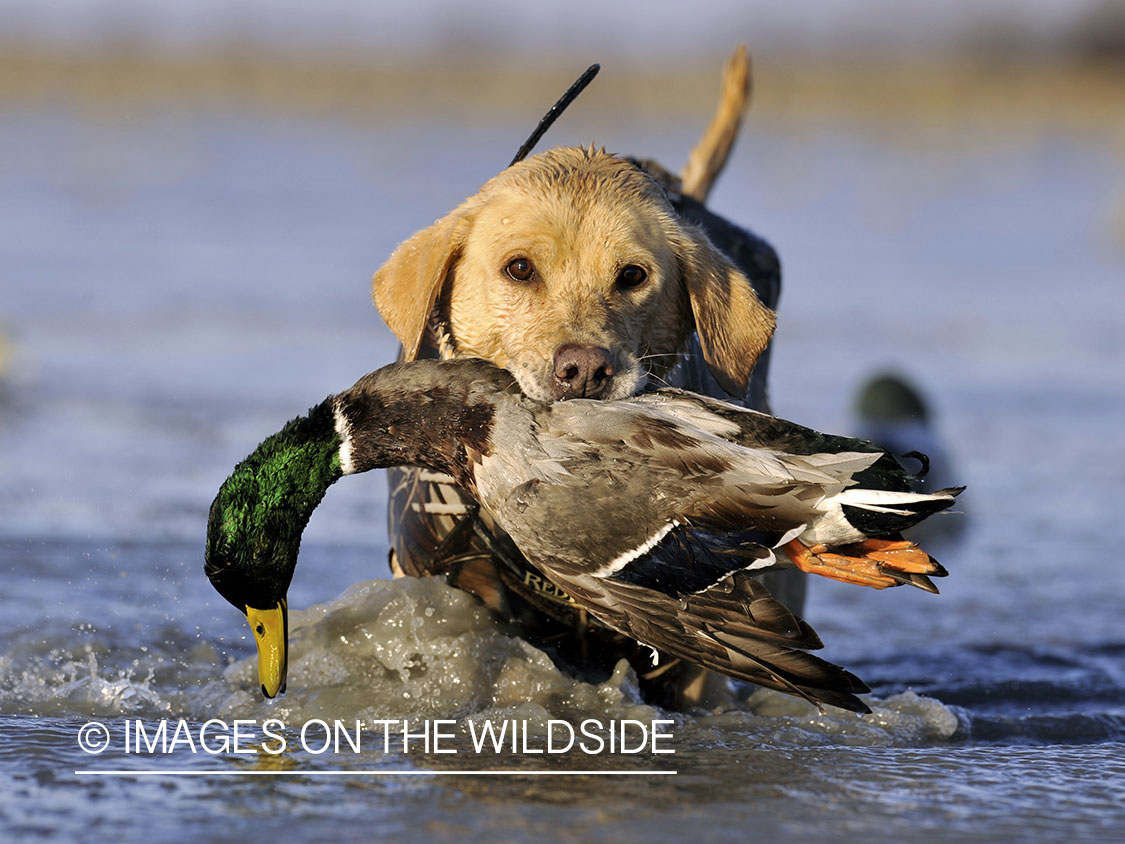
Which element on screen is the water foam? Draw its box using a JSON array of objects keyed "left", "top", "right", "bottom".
[
  {"left": 692, "top": 688, "right": 961, "bottom": 747},
  {"left": 207, "top": 577, "right": 658, "bottom": 727},
  {"left": 0, "top": 575, "right": 963, "bottom": 748}
]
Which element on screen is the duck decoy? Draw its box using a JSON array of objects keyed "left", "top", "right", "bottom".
[
  {"left": 852, "top": 371, "right": 967, "bottom": 549},
  {"left": 206, "top": 358, "right": 962, "bottom": 712}
]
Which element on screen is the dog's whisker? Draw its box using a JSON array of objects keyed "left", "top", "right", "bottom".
[{"left": 637, "top": 352, "right": 680, "bottom": 363}]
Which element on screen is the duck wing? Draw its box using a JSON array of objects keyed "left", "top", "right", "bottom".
[
  {"left": 635, "top": 389, "right": 912, "bottom": 491},
  {"left": 476, "top": 460, "right": 872, "bottom": 708},
  {"left": 544, "top": 540, "right": 872, "bottom": 713}
]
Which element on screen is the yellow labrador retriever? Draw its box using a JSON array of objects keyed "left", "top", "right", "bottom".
[
  {"left": 372, "top": 143, "right": 774, "bottom": 403},
  {"left": 371, "top": 48, "right": 800, "bottom": 706}
]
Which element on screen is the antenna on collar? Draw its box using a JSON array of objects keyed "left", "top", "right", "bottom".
[{"left": 509, "top": 64, "right": 601, "bottom": 167}]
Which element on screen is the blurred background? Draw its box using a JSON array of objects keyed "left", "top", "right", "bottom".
[{"left": 0, "top": 3, "right": 1123, "bottom": 840}]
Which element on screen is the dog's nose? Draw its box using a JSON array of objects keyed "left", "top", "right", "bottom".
[{"left": 552, "top": 345, "right": 614, "bottom": 399}]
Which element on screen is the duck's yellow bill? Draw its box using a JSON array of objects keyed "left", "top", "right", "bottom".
[{"left": 246, "top": 600, "right": 288, "bottom": 698}]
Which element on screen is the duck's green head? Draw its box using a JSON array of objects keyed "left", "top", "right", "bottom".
[
  {"left": 205, "top": 399, "right": 343, "bottom": 698},
  {"left": 203, "top": 358, "right": 508, "bottom": 698}
]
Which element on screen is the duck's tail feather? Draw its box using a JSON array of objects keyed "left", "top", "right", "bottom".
[{"left": 839, "top": 485, "right": 964, "bottom": 537}]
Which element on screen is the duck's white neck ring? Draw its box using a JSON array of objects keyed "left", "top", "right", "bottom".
[{"left": 332, "top": 400, "right": 356, "bottom": 476}]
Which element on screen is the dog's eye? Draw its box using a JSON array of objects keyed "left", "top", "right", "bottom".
[
  {"left": 617, "top": 265, "right": 648, "bottom": 290},
  {"left": 505, "top": 257, "right": 535, "bottom": 282}
]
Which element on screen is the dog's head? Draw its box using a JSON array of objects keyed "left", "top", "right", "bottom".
[{"left": 373, "top": 146, "right": 775, "bottom": 402}]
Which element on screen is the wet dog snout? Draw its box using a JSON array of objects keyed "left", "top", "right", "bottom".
[{"left": 552, "top": 344, "right": 614, "bottom": 399}]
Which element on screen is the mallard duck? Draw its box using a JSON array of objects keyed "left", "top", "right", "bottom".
[{"left": 206, "top": 358, "right": 961, "bottom": 712}]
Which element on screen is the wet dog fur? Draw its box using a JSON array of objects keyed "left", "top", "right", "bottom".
[{"left": 371, "top": 48, "right": 775, "bottom": 405}]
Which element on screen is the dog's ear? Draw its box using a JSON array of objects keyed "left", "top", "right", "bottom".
[
  {"left": 372, "top": 211, "right": 470, "bottom": 361},
  {"left": 679, "top": 226, "right": 776, "bottom": 397}
]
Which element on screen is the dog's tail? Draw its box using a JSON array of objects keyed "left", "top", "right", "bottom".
[{"left": 680, "top": 45, "right": 751, "bottom": 203}]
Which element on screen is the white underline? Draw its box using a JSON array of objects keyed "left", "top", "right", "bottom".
[{"left": 75, "top": 769, "right": 677, "bottom": 777}]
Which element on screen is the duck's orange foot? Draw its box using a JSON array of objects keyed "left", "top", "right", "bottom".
[{"left": 783, "top": 538, "right": 946, "bottom": 593}]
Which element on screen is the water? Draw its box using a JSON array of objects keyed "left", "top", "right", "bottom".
[{"left": 1, "top": 87, "right": 1124, "bottom": 842}]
